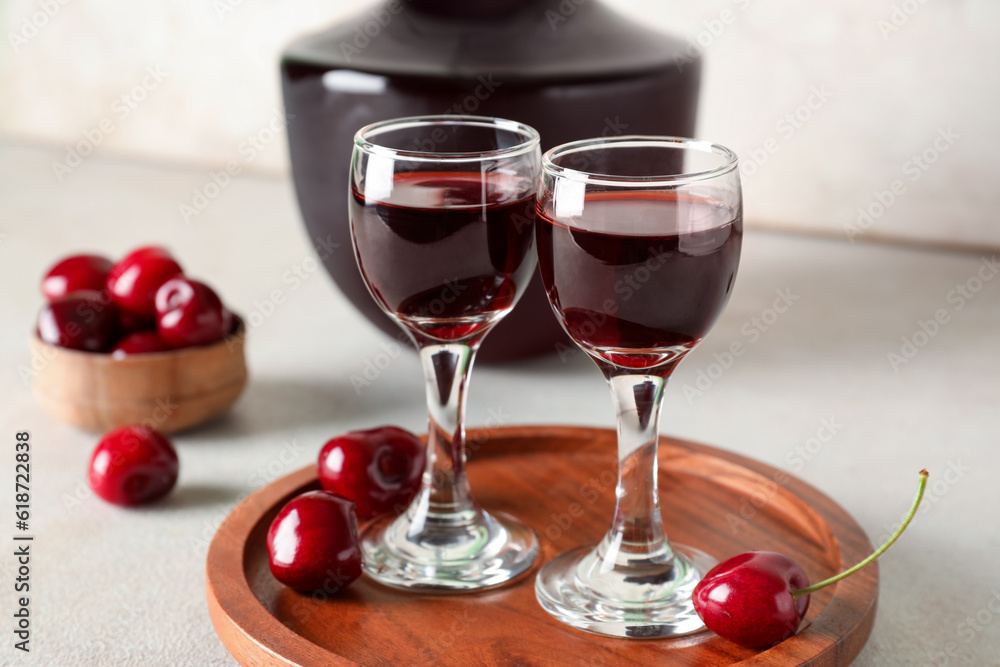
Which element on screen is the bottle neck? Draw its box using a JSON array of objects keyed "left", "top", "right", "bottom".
[{"left": 407, "top": 0, "right": 538, "bottom": 19}]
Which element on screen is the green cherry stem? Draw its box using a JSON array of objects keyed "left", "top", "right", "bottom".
[{"left": 792, "top": 468, "right": 929, "bottom": 599}]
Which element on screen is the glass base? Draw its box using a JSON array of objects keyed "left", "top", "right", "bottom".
[
  {"left": 361, "top": 507, "right": 538, "bottom": 592},
  {"left": 535, "top": 543, "right": 715, "bottom": 638}
]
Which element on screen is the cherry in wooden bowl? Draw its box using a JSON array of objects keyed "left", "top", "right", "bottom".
[{"left": 29, "top": 317, "right": 248, "bottom": 434}]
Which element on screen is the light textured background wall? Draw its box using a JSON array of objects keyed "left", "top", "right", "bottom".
[{"left": 1, "top": 0, "right": 997, "bottom": 248}]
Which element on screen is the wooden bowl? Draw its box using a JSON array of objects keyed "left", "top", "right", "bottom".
[{"left": 29, "top": 320, "right": 247, "bottom": 434}]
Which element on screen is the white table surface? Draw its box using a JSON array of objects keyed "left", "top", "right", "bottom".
[{"left": 1, "top": 142, "right": 997, "bottom": 666}]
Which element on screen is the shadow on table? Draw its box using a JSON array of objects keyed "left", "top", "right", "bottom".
[{"left": 158, "top": 482, "right": 245, "bottom": 510}]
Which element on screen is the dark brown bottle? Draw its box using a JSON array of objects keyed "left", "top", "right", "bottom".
[{"left": 281, "top": 0, "right": 701, "bottom": 361}]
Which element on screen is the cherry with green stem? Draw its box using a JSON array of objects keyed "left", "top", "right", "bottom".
[{"left": 693, "top": 469, "right": 929, "bottom": 649}]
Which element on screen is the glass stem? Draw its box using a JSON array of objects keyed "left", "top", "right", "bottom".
[
  {"left": 414, "top": 343, "right": 477, "bottom": 522},
  {"left": 597, "top": 374, "right": 674, "bottom": 573}
]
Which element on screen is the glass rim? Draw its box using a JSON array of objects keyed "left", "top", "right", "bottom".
[
  {"left": 542, "top": 136, "right": 739, "bottom": 187},
  {"left": 354, "top": 114, "right": 540, "bottom": 163}
]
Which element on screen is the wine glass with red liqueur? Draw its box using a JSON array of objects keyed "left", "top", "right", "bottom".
[
  {"left": 349, "top": 115, "right": 540, "bottom": 592},
  {"left": 534, "top": 136, "right": 743, "bottom": 637}
]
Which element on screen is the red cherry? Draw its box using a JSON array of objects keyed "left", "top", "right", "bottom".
[
  {"left": 107, "top": 246, "right": 183, "bottom": 318},
  {"left": 118, "top": 310, "right": 157, "bottom": 336},
  {"left": 111, "top": 331, "right": 171, "bottom": 358},
  {"left": 267, "top": 490, "right": 362, "bottom": 592},
  {"left": 318, "top": 427, "right": 426, "bottom": 520},
  {"left": 36, "top": 290, "right": 119, "bottom": 352},
  {"left": 41, "top": 254, "right": 113, "bottom": 302},
  {"left": 154, "top": 277, "right": 231, "bottom": 348},
  {"left": 693, "top": 551, "right": 810, "bottom": 649},
  {"left": 88, "top": 426, "right": 179, "bottom": 506},
  {"left": 693, "top": 470, "right": 929, "bottom": 650}
]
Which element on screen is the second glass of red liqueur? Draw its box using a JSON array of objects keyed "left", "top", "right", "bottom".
[
  {"left": 534, "top": 137, "right": 743, "bottom": 637},
  {"left": 349, "top": 116, "right": 540, "bottom": 591}
]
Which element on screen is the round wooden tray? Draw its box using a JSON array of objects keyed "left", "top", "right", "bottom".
[{"left": 207, "top": 426, "right": 877, "bottom": 666}]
